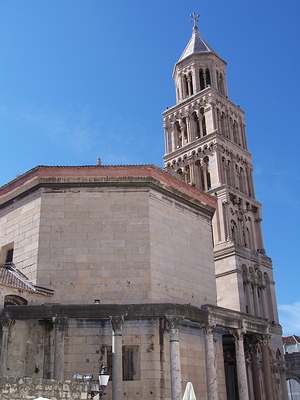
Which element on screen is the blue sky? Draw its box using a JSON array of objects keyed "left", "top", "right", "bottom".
[{"left": 0, "top": 0, "right": 299, "bottom": 334}]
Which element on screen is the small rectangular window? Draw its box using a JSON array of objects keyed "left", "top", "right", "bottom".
[
  {"left": 5, "top": 248, "right": 14, "bottom": 264},
  {"left": 122, "top": 345, "right": 140, "bottom": 381},
  {"left": 106, "top": 345, "right": 140, "bottom": 381}
]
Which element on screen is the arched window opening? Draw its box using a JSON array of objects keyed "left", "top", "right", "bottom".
[
  {"left": 219, "top": 73, "right": 225, "bottom": 95},
  {"left": 203, "top": 157, "right": 211, "bottom": 190},
  {"left": 239, "top": 168, "right": 245, "bottom": 193},
  {"left": 200, "top": 109, "right": 207, "bottom": 136},
  {"left": 185, "top": 165, "right": 191, "bottom": 184},
  {"left": 221, "top": 157, "right": 226, "bottom": 184},
  {"left": 207, "top": 171, "right": 211, "bottom": 190},
  {"left": 182, "top": 118, "right": 188, "bottom": 145},
  {"left": 199, "top": 69, "right": 205, "bottom": 91},
  {"left": 174, "top": 121, "right": 182, "bottom": 149},
  {"left": 189, "top": 73, "right": 194, "bottom": 95},
  {"left": 235, "top": 165, "right": 240, "bottom": 190},
  {"left": 216, "top": 108, "right": 221, "bottom": 133},
  {"left": 242, "top": 266, "right": 250, "bottom": 313},
  {"left": 192, "top": 112, "right": 201, "bottom": 139},
  {"left": 246, "top": 227, "right": 252, "bottom": 249},
  {"left": 176, "top": 168, "right": 184, "bottom": 181},
  {"left": 4, "top": 295, "right": 27, "bottom": 307},
  {"left": 230, "top": 220, "right": 238, "bottom": 244},
  {"left": 183, "top": 75, "right": 189, "bottom": 98},
  {"left": 242, "top": 228, "right": 247, "bottom": 248},
  {"left": 205, "top": 69, "right": 211, "bottom": 86},
  {"left": 225, "top": 160, "right": 231, "bottom": 186},
  {"left": 220, "top": 112, "right": 226, "bottom": 136},
  {"left": 233, "top": 121, "right": 238, "bottom": 144},
  {"left": 195, "top": 160, "right": 203, "bottom": 190},
  {"left": 264, "top": 272, "right": 275, "bottom": 322}
]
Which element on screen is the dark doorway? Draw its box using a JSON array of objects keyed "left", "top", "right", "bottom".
[{"left": 223, "top": 334, "right": 239, "bottom": 400}]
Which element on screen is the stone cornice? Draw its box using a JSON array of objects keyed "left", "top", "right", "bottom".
[
  {"left": 163, "top": 87, "right": 245, "bottom": 118},
  {"left": 0, "top": 302, "right": 274, "bottom": 336},
  {"left": 214, "top": 242, "right": 272, "bottom": 267},
  {"left": 0, "top": 166, "right": 216, "bottom": 216}
]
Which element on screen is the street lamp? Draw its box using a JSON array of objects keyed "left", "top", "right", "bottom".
[{"left": 98, "top": 365, "right": 110, "bottom": 399}]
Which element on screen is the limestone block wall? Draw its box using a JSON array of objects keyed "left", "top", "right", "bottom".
[
  {"left": 0, "top": 191, "right": 42, "bottom": 282},
  {"left": 64, "top": 319, "right": 168, "bottom": 400},
  {"left": 35, "top": 186, "right": 215, "bottom": 306},
  {"left": 180, "top": 325, "right": 207, "bottom": 397},
  {"left": 149, "top": 191, "right": 217, "bottom": 306},
  {"left": 215, "top": 256, "right": 242, "bottom": 312},
  {"left": 5, "top": 320, "right": 45, "bottom": 379},
  {"left": 37, "top": 188, "right": 151, "bottom": 304},
  {"left": 0, "top": 377, "right": 89, "bottom": 400}
]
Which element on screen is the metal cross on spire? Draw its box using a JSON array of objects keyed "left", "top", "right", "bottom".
[{"left": 190, "top": 12, "right": 199, "bottom": 30}]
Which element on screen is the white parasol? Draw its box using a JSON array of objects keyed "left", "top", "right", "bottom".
[{"left": 182, "top": 382, "right": 196, "bottom": 400}]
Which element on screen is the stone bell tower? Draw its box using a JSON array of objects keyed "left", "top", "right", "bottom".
[{"left": 163, "top": 14, "right": 279, "bottom": 326}]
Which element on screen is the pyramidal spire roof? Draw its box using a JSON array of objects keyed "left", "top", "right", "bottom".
[{"left": 178, "top": 13, "right": 216, "bottom": 62}]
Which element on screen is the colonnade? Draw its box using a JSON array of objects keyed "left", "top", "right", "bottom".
[
  {"left": 165, "top": 109, "right": 207, "bottom": 153},
  {"left": 0, "top": 316, "right": 287, "bottom": 400},
  {"left": 242, "top": 267, "right": 275, "bottom": 321},
  {"left": 175, "top": 159, "right": 211, "bottom": 191}
]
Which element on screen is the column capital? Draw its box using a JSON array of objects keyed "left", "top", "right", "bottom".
[
  {"left": 0, "top": 319, "right": 14, "bottom": 329},
  {"left": 230, "top": 326, "right": 246, "bottom": 340},
  {"left": 110, "top": 315, "right": 124, "bottom": 334},
  {"left": 203, "top": 324, "right": 216, "bottom": 336},
  {"left": 53, "top": 316, "right": 68, "bottom": 332},
  {"left": 165, "top": 316, "right": 183, "bottom": 331}
]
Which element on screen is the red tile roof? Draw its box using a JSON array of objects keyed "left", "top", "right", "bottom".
[
  {"left": 0, "top": 264, "right": 53, "bottom": 296},
  {"left": 283, "top": 335, "right": 300, "bottom": 345},
  {"left": 0, "top": 165, "right": 216, "bottom": 210}
]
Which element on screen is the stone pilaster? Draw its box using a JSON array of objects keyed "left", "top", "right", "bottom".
[
  {"left": 111, "top": 316, "right": 124, "bottom": 400},
  {"left": 0, "top": 319, "right": 14, "bottom": 377},
  {"left": 261, "top": 336, "right": 274, "bottom": 400},
  {"left": 166, "top": 316, "right": 182, "bottom": 400},
  {"left": 53, "top": 317, "right": 67, "bottom": 381},
  {"left": 204, "top": 326, "right": 218, "bottom": 400}
]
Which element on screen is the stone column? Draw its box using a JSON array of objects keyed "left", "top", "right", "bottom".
[
  {"left": 261, "top": 336, "right": 274, "bottom": 400},
  {"left": 191, "top": 69, "right": 197, "bottom": 94},
  {"left": 202, "top": 163, "right": 208, "bottom": 191},
  {"left": 187, "top": 75, "right": 192, "bottom": 96},
  {"left": 171, "top": 122, "right": 176, "bottom": 152},
  {"left": 177, "top": 74, "right": 183, "bottom": 102},
  {"left": 245, "top": 351, "right": 255, "bottom": 400},
  {"left": 186, "top": 115, "right": 192, "bottom": 143},
  {"left": 189, "top": 162, "right": 196, "bottom": 186},
  {"left": 111, "top": 316, "right": 124, "bottom": 400},
  {"left": 53, "top": 317, "right": 67, "bottom": 381},
  {"left": 182, "top": 76, "right": 187, "bottom": 99},
  {"left": 251, "top": 343, "right": 262, "bottom": 400},
  {"left": 204, "top": 326, "right": 218, "bottom": 400},
  {"left": 0, "top": 319, "right": 14, "bottom": 377},
  {"left": 166, "top": 316, "right": 182, "bottom": 400},
  {"left": 234, "top": 330, "right": 249, "bottom": 400}
]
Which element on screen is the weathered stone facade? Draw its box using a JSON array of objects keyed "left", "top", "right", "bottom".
[{"left": 0, "top": 377, "right": 89, "bottom": 399}]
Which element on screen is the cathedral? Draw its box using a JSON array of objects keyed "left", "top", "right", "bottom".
[{"left": 0, "top": 15, "right": 288, "bottom": 400}]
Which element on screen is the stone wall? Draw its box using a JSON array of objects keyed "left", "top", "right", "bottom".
[
  {"left": 0, "top": 191, "right": 41, "bottom": 283},
  {"left": 35, "top": 186, "right": 216, "bottom": 306},
  {"left": 0, "top": 377, "right": 88, "bottom": 400},
  {"left": 149, "top": 190, "right": 216, "bottom": 305},
  {"left": 37, "top": 188, "right": 152, "bottom": 304}
]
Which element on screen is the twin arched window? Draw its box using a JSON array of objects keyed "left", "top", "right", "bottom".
[{"left": 199, "top": 68, "right": 211, "bottom": 91}]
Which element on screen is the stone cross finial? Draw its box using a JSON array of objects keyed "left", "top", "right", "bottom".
[{"left": 190, "top": 12, "right": 199, "bottom": 30}]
